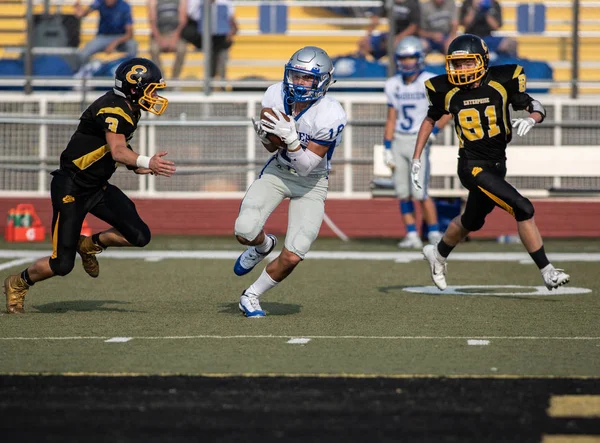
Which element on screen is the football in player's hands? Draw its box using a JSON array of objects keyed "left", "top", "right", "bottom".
[{"left": 260, "top": 107, "right": 291, "bottom": 147}]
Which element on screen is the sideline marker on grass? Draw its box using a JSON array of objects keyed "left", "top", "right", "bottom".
[
  {"left": 105, "top": 337, "right": 132, "bottom": 343},
  {"left": 287, "top": 338, "right": 311, "bottom": 345},
  {"left": 467, "top": 339, "right": 490, "bottom": 345}
]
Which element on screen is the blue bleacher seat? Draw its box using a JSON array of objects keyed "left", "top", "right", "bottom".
[
  {"left": 517, "top": 4, "right": 546, "bottom": 34},
  {"left": 259, "top": 3, "right": 288, "bottom": 34}
]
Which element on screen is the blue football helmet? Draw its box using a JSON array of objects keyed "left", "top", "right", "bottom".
[
  {"left": 395, "top": 36, "right": 425, "bottom": 77},
  {"left": 283, "top": 46, "right": 334, "bottom": 103}
]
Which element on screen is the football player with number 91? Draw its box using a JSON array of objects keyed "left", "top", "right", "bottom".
[
  {"left": 412, "top": 34, "right": 570, "bottom": 291},
  {"left": 233, "top": 46, "right": 347, "bottom": 318}
]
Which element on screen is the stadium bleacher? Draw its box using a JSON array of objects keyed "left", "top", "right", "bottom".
[{"left": 0, "top": 0, "right": 599, "bottom": 93}]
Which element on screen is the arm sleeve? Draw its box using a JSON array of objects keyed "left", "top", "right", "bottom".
[
  {"left": 95, "top": 106, "right": 136, "bottom": 137},
  {"left": 424, "top": 79, "right": 448, "bottom": 122},
  {"left": 124, "top": 4, "right": 133, "bottom": 25},
  {"left": 459, "top": 0, "right": 470, "bottom": 23},
  {"left": 490, "top": 1, "right": 502, "bottom": 27},
  {"left": 410, "top": 0, "right": 421, "bottom": 25},
  {"left": 312, "top": 105, "right": 347, "bottom": 146},
  {"left": 384, "top": 79, "right": 395, "bottom": 107},
  {"left": 506, "top": 65, "right": 546, "bottom": 121}
]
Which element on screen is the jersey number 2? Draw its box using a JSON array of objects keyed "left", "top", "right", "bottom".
[{"left": 457, "top": 106, "right": 500, "bottom": 142}]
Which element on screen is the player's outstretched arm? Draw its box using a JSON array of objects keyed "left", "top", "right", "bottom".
[
  {"left": 411, "top": 116, "right": 436, "bottom": 190},
  {"left": 106, "top": 132, "right": 176, "bottom": 177},
  {"left": 412, "top": 116, "right": 436, "bottom": 161}
]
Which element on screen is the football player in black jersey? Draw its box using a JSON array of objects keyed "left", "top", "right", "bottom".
[
  {"left": 4, "top": 57, "right": 176, "bottom": 314},
  {"left": 411, "top": 34, "right": 570, "bottom": 291}
]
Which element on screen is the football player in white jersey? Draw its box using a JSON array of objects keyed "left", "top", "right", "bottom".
[
  {"left": 233, "top": 46, "right": 347, "bottom": 317},
  {"left": 383, "top": 36, "right": 451, "bottom": 249}
]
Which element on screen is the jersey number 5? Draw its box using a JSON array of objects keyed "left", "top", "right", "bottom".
[{"left": 457, "top": 106, "right": 500, "bottom": 142}]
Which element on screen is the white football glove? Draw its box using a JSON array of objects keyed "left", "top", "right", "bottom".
[
  {"left": 261, "top": 108, "right": 300, "bottom": 149},
  {"left": 511, "top": 117, "right": 536, "bottom": 137},
  {"left": 251, "top": 117, "right": 270, "bottom": 145},
  {"left": 383, "top": 149, "right": 395, "bottom": 169},
  {"left": 411, "top": 159, "right": 422, "bottom": 190},
  {"left": 427, "top": 132, "right": 437, "bottom": 144}
]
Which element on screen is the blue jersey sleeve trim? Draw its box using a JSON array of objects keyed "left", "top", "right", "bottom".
[{"left": 311, "top": 139, "right": 336, "bottom": 147}]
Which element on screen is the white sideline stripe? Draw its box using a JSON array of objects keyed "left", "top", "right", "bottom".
[
  {"left": 468, "top": 339, "right": 490, "bottom": 346},
  {"left": 0, "top": 335, "right": 599, "bottom": 341},
  {"left": 0, "top": 258, "right": 35, "bottom": 271},
  {"left": 0, "top": 250, "right": 599, "bottom": 262},
  {"left": 104, "top": 337, "right": 132, "bottom": 343},
  {"left": 287, "top": 338, "right": 311, "bottom": 344}
]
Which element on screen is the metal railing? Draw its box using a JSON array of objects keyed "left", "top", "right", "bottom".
[{"left": 1, "top": 92, "right": 600, "bottom": 199}]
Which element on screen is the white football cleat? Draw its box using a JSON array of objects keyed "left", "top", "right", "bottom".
[
  {"left": 542, "top": 267, "right": 570, "bottom": 290},
  {"left": 397, "top": 233, "right": 423, "bottom": 249},
  {"left": 238, "top": 291, "right": 266, "bottom": 318},
  {"left": 427, "top": 231, "right": 443, "bottom": 245},
  {"left": 233, "top": 234, "right": 277, "bottom": 276},
  {"left": 423, "top": 244, "right": 448, "bottom": 290}
]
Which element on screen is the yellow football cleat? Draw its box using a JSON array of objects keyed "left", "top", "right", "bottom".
[
  {"left": 4, "top": 274, "right": 29, "bottom": 314},
  {"left": 77, "top": 235, "right": 103, "bottom": 278}
]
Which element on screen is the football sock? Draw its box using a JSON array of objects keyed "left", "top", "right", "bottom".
[
  {"left": 246, "top": 268, "right": 278, "bottom": 297},
  {"left": 400, "top": 200, "right": 415, "bottom": 215},
  {"left": 437, "top": 239, "right": 454, "bottom": 259},
  {"left": 21, "top": 269, "right": 34, "bottom": 286},
  {"left": 255, "top": 234, "right": 274, "bottom": 254},
  {"left": 529, "top": 246, "right": 550, "bottom": 269},
  {"left": 427, "top": 223, "right": 440, "bottom": 233},
  {"left": 91, "top": 233, "right": 107, "bottom": 249},
  {"left": 406, "top": 224, "right": 417, "bottom": 234}
]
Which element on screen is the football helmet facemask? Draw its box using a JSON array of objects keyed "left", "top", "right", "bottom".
[
  {"left": 283, "top": 46, "right": 335, "bottom": 103},
  {"left": 114, "top": 57, "right": 168, "bottom": 115},
  {"left": 446, "top": 34, "right": 490, "bottom": 87},
  {"left": 395, "top": 36, "right": 425, "bottom": 77}
]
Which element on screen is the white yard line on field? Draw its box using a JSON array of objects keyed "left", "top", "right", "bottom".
[
  {"left": 0, "top": 335, "right": 599, "bottom": 341},
  {"left": 0, "top": 250, "right": 599, "bottom": 262}
]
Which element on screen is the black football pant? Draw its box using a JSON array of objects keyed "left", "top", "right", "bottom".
[
  {"left": 457, "top": 158, "right": 535, "bottom": 232},
  {"left": 48, "top": 171, "right": 150, "bottom": 276}
]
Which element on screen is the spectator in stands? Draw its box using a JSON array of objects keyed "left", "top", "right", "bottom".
[
  {"left": 357, "top": 0, "right": 421, "bottom": 60},
  {"left": 74, "top": 0, "right": 137, "bottom": 68},
  {"left": 459, "top": 0, "right": 517, "bottom": 57},
  {"left": 418, "top": 0, "right": 458, "bottom": 54},
  {"left": 182, "top": 0, "right": 238, "bottom": 79},
  {"left": 148, "top": 0, "right": 189, "bottom": 80}
]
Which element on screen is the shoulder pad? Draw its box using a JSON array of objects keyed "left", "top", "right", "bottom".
[{"left": 488, "top": 64, "right": 523, "bottom": 83}]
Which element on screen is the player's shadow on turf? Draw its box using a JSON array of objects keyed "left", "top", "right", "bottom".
[
  {"left": 220, "top": 302, "right": 301, "bottom": 316},
  {"left": 32, "top": 300, "right": 143, "bottom": 313}
]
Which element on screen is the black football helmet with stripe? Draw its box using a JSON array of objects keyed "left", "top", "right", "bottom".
[
  {"left": 114, "top": 57, "right": 168, "bottom": 115},
  {"left": 446, "top": 34, "right": 490, "bottom": 87}
]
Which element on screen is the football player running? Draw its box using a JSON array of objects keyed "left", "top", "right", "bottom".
[
  {"left": 3, "top": 58, "right": 176, "bottom": 314},
  {"left": 383, "top": 36, "right": 451, "bottom": 249},
  {"left": 411, "top": 34, "right": 570, "bottom": 291},
  {"left": 233, "top": 46, "right": 347, "bottom": 317}
]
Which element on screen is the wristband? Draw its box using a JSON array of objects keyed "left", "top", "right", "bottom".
[
  {"left": 432, "top": 126, "right": 440, "bottom": 135},
  {"left": 383, "top": 140, "right": 392, "bottom": 150},
  {"left": 136, "top": 155, "right": 151, "bottom": 169}
]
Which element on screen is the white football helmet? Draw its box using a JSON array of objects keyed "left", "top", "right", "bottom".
[{"left": 283, "top": 46, "right": 335, "bottom": 103}]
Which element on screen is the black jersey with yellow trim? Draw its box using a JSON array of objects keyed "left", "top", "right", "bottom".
[
  {"left": 425, "top": 64, "right": 538, "bottom": 162},
  {"left": 59, "top": 91, "right": 141, "bottom": 187}
]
